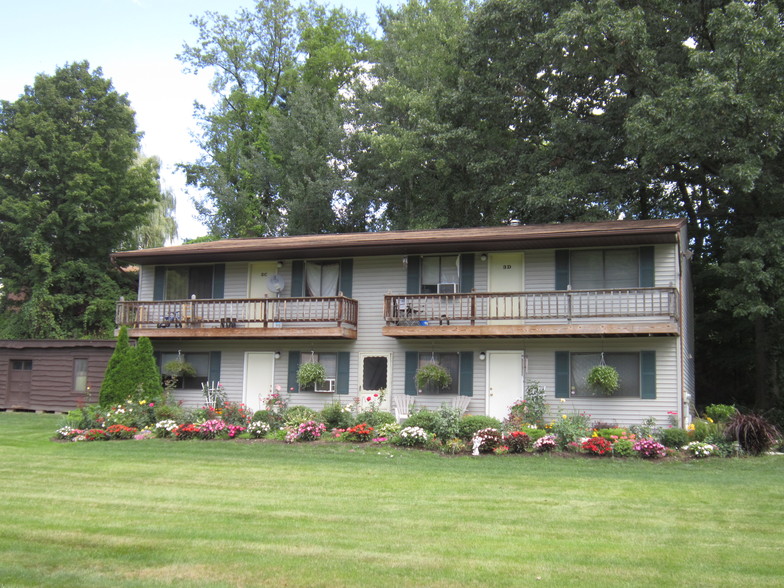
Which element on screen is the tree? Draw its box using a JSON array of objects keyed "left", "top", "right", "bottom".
[
  {"left": 460, "top": 0, "right": 784, "bottom": 407},
  {"left": 100, "top": 326, "right": 132, "bottom": 407},
  {"left": 0, "top": 62, "right": 168, "bottom": 337},
  {"left": 348, "top": 0, "right": 481, "bottom": 230},
  {"left": 132, "top": 337, "right": 164, "bottom": 403},
  {"left": 178, "top": 0, "right": 372, "bottom": 238}
]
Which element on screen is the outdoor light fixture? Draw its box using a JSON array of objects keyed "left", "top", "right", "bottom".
[
  {"left": 479, "top": 352, "right": 486, "bottom": 361},
  {"left": 480, "top": 254, "right": 487, "bottom": 262},
  {"left": 274, "top": 351, "right": 281, "bottom": 359}
]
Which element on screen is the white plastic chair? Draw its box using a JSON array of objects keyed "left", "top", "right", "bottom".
[
  {"left": 393, "top": 395, "right": 415, "bottom": 423},
  {"left": 451, "top": 395, "right": 470, "bottom": 415}
]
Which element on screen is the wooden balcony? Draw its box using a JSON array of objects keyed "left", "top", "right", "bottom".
[
  {"left": 116, "top": 296, "right": 358, "bottom": 339},
  {"left": 382, "top": 288, "right": 680, "bottom": 338}
]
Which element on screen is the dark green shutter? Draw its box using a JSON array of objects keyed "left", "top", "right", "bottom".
[
  {"left": 460, "top": 254, "right": 475, "bottom": 293},
  {"left": 287, "top": 351, "right": 301, "bottom": 393},
  {"left": 337, "top": 351, "right": 350, "bottom": 395},
  {"left": 212, "top": 264, "right": 225, "bottom": 298},
  {"left": 555, "top": 250, "right": 570, "bottom": 290},
  {"left": 555, "top": 351, "right": 570, "bottom": 398},
  {"left": 639, "top": 246, "right": 655, "bottom": 287},
  {"left": 459, "top": 351, "right": 473, "bottom": 397},
  {"left": 405, "top": 351, "right": 419, "bottom": 395},
  {"left": 339, "top": 259, "right": 353, "bottom": 298},
  {"left": 291, "top": 260, "right": 304, "bottom": 296},
  {"left": 153, "top": 266, "right": 166, "bottom": 301},
  {"left": 640, "top": 351, "right": 656, "bottom": 399},
  {"left": 208, "top": 351, "right": 221, "bottom": 386},
  {"left": 406, "top": 256, "right": 421, "bottom": 294}
]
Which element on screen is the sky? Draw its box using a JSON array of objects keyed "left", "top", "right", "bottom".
[{"left": 0, "top": 0, "right": 388, "bottom": 243}]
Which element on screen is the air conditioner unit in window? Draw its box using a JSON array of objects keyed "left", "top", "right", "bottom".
[
  {"left": 437, "top": 283, "right": 457, "bottom": 294},
  {"left": 315, "top": 378, "right": 336, "bottom": 393}
]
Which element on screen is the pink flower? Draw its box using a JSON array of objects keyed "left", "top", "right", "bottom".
[
  {"left": 373, "top": 393, "right": 378, "bottom": 397},
  {"left": 367, "top": 396, "right": 372, "bottom": 401}
]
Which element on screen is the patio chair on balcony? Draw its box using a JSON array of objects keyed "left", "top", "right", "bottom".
[
  {"left": 393, "top": 395, "right": 415, "bottom": 423},
  {"left": 451, "top": 395, "right": 470, "bottom": 415}
]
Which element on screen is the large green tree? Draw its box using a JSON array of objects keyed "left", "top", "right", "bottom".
[
  {"left": 178, "top": 0, "right": 372, "bottom": 238},
  {"left": 460, "top": 0, "right": 784, "bottom": 407},
  {"left": 0, "top": 62, "right": 167, "bottom": 338}
]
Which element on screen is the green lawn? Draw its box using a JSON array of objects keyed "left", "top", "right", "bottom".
[{"left": 1, "top": 412, "right": 782, "bottom": 587}]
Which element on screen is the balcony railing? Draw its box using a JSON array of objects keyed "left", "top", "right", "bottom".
[
  {"left": 116, "top": 296, "right": 358, "bottom": 330},
  {"left": 384, "top": 288, "right": 679, "bottom": 326}
]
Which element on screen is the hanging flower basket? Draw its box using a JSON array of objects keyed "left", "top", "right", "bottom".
[
  {"left": 586, "top": 365, "right": 620, "bottom": 396},
  {"left": 162, "top": 359, "right": 196, "bottom": 378},
  {"left": 415, "top": 363, "right": 452, "bottom": 391},
  {"left": 297, "top": 361, "right": 326, "bottom": 388}
]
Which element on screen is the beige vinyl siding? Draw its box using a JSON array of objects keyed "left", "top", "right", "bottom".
[
  {"left": 524, "top": 250, "right": 554, "bottom": 291},
  {"left": 139, "top": 266, "right": 155, "bottom": 300},
  {"left": 654, "top": 244, "right": 678, "bottom": 288},
  {"left": 224, "top": 262, "right": 249, "bottom": 298},
  {"left": 524, "top": 338, "right": 678, "bottom": 427}
]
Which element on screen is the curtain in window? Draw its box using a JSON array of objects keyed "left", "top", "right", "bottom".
[{"left": 306, "top": 263, "right": 339, "bottom": 296}]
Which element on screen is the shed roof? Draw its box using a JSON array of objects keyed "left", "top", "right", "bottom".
[{"left": 111, "top": 219, "right": 686, "bottom": 265}]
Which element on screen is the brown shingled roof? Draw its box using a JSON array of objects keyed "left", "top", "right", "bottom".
[{"left": 111, "top": 219, "right": 686, "bottom": 265}]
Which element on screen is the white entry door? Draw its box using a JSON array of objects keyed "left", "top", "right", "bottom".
[
  {"left": 486, "top": 351, "right": 524, "bottom": 420},
  {"left": 244, "top": 352, "right": 276, "bottom": 412},
  {"left": 488, "top": 252, "right": 525, "bottom": 324},
  {"left": 359, "top": 353, "right": 392, "bottom": 411}
]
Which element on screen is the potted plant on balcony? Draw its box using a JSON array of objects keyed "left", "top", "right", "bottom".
[
  {"left": 415, "top": 363, "right": 452, "bottom": 392},
  {"left": 297, "top": 361, "right": 326, "bottom": 389},
  {"left": 586, "top": 364, "right": 620, "bottom": 396}
]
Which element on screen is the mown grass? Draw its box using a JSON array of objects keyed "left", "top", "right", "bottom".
[{"left": 1, "top": 412, "right": 782, "bottom": 587}]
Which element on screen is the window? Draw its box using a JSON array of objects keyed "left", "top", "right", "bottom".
[
  {"left": 158, "top": 352, "right": 211, "bottom": 389},
  {"left": 570, "top": 249, "right": 639, "bottom": 289},
  {"left": 421, "top": 255, "right": 459, "bottom": 294},
  {"left": 11, "top": 360, "right": 32, "bottom": 371},
  {"left": 299, "top": 352, "right": 337, "bottom": 392},
  {"left": 164, "top": 265, "right": 215, "bottom": 300},
  {"left": 362, "top": 356, "right": 388, "bottom": 391},
  {"left": 305, "top": 262, "right": 340, "bottom": 297},
  {"left": 570, "top": 352, "right": 640, "bottom": 398},
  {"left": 417, "top": 352, "right": 459, "bottom": 394},
  {"left": 73, "top": 359, "right": 88, "bottom": 393}
]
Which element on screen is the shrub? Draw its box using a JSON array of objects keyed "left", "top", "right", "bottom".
[
  {"left": 472, "top": 428, "right": 502, "bottom": 454},
  {"left": 506, "top": 381, "right": 548, "bottom": 427},
  {"left": 524, "top": 428, "right": 549, "bottom": 443},
  {"left": 629, "top": 417, "right": 658, "bottom": 440},
  {"left": 252, "top": 409, "right": 284, "bottom": 430},
  {"left": 582, "top": 436, "right": 613, "bottom": 456},
  {"left": 633, "top": 438, "right": 667, "bottom": 459},
  {"left": 704, "top": 404, "right": 737, "bottom": 423},
  {"left": 247, "top": 421, "right": 271, "bottom": 439},
  {"left": 402, "top": 408, "right": 440, "bottom": 433},
  {"left": 84, "top": 429, "right": 109, "bottom": 441},
  {"left": 173, "top": 423, "right": 201, "bottom": 440},
  {"left": 353, "top": 409, "right": 396, "bottom": 428},
  {"left": 533, "top": 435, "right": 557, "bottom": 452},
  {"left": 285, "top": 420, "right": 326, "bottom": 443},
  {"left": 221, "top": 402, "right": 252, "bottom": 426},
  {"left": 429, "top": 405, "right": 462, "bottom": 442},
  {"left": 458, "top": 415, "right": 503, "bottom": 441},
  {"left": 343, "top": 423, "right": 374, "bottom": 442},
  {"left": 284, "top": 406, "right": 319, "bottom": 427},
  {"left": 375, "top": 422, "right": 401, "bottom": 439},
  {"left": 683, "top": 441, "right": 719, "bottom": 458},
  {"left": 611, "top": 438, "right": 635, "bottom": 457},
  {"left": 503, "top": 431, "right": 531, "bottom": 453},
  {"left": 154, "top": 419, "right": 178, "bottom": 438},
  {"left": 660, "top": 427, "right": 689, "bottom": 448},
  {"left": 320, "top": 401, "right": 352, "bottom": 430},
  {"left": 154, "top": 403, "right": 184, "bottom": 422},
  {"left": 106, "top": 424, "right": 138, "bottom": 440},
  {"left": 689, "top": 418, "right": 721, "bottom": 442},
  {"left": 595, "top": 428, "right": 627, "bottom": 441},
  {"left": 199, "top": 419, "right": 228, "bottom": 440},
  {"left": 724, "top": 413, "right": 781, "bottom": 455},
  {"left": 393, "top": 426, "right": 430, "bottom": 447},
  {"left": 442, "top": 437, "right": 468, "bottom": 454},
  {"left": 551, "top": 412, "right": 591, "bottom": 449}
]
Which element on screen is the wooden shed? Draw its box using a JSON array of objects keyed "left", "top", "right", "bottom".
[{"left": 0, "top": 340, "right": 116, "bottom": 412}]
